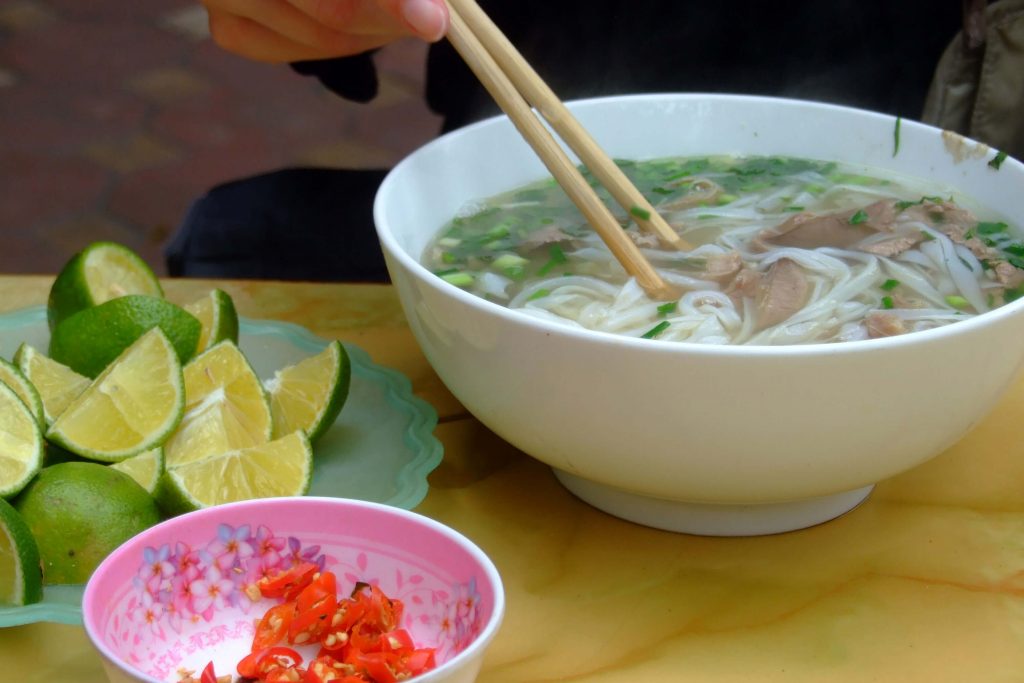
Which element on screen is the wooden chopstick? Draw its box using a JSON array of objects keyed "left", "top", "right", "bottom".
[
  {"left": 444, "top": 2, "right": 681, "bottom": 301},
  {"left": 447, "top": 0, "right": 690, "bottom": 253}
]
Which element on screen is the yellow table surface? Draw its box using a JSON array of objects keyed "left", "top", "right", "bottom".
[{"left": 2, "top": 275, "right": 1023, "bottom": 682}]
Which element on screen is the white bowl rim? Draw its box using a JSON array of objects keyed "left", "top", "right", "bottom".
[
  {"left": 81, "top": 496, "right": 506, "bottom": 683},
  {"left": 374, "top": 92, "right": 1024, "bottom": 358}
]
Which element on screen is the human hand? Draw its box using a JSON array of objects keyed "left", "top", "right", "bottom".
[{"left": 202, "top": 0, "right": 450, "bottom": 63}]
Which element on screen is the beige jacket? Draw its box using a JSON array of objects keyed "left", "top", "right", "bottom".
[{"left": 923, "top": 0, "right": 1024, "bottom": 161}]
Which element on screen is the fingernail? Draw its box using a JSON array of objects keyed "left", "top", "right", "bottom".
[{"left": 403, "top": 0, "right": 448, "bottom": 41}]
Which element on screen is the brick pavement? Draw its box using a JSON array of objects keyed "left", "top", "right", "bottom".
[{"left": 0, "top": 0, "right": 442, "bottom": 275}]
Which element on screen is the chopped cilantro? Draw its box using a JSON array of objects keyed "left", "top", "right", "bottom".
[
  {"left": 1005, "top": 286, "right": 1024, "bottom": 303},
  {"left": 881, "top": 296, "right": 894, "bottom": 309},
  {"left": 849, "top": 209, "right": 869, "bottom": 225},
  {"left": 977, "top": 221, "right": 1008, "bottom": 235},
  {"left": 641, "top": 321, "right": 671, "bottom": 339},
  {"left": 881, "top": 279, "right": 900, "bottom": 291},
  {"left": 989, "top": 151, "right": 1008, "bottom": 170},
  {"left": 785, "top": 206, "right": 805, "bottom": 212},
  {"left": 656, "top": 302, "right": 678, "bottom": 317}
]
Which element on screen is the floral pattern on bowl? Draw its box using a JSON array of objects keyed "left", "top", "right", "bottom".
[{"left": 84, "top": 498, "right": 502, "bottom": 683}]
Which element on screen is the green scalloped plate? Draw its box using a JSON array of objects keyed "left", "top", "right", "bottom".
[{"left": 0, "top": 306, "right": 443, "bottom": 626}]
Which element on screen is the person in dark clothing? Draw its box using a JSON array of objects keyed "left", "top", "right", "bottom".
[{"left": 167, "top": 0, "right": 963, "bottom": 282}]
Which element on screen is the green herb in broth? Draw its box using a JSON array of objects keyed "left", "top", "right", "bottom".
[{"left": 424, "top": 154, "right": 1024, "bottom": 344}]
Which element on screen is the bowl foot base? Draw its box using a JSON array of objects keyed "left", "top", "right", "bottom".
[{"left": 553, "top": 471, "right": 874, "bottom": 536}]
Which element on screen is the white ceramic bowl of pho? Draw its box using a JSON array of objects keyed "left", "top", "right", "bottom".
[{"left": 374, "top": 93, "right": 1024, "bottom": 536}]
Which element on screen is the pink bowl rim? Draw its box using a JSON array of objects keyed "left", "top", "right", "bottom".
[{"left": 81, "top": 496, "right": 505, "bottom": 683}]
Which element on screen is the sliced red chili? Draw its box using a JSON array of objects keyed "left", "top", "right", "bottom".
[
  {"left": 355, "top": 651, "right": 398, "bottom": 683},
  {"left": 289, "top": 592, "right": 338, "bottom": 645},
  {"left": 253, "top": 601, "right": 296, "bottom": 651},
  {"left": 200, "top": 661, "right": 218, "bottom": 683},
  {"left": 259, "top": 562, "right": 319, "bottom": 600},
  {"left": 296, "top": 571, "right": 337, "bottom": 612}
]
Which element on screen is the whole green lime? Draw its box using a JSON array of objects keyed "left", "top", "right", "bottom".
[
  {"left": 48, "top": 294, "right": 200, "bottom": 378},
  {"left": 13, "top": 461, "right": 162, "bottom": 584}
]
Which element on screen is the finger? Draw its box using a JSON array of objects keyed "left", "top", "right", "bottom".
[
  {"left": 283, "top": 0, "right": 407, "bottom": 37},
  {"left": 206, "top": 0, "right": 397, "bottom": 55},
  {"left": 286, "top": 0, "right": 449, "bottom": 41},
  {"left": 206, "top": 9, "right": 395, "bottom": 63}
]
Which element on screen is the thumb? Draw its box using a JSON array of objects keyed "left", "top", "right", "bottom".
[{"left": 389, "top": 0, "right": 449, "bottom": 42}]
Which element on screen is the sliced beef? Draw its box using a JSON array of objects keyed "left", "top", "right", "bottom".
[{"left": 754, "top": 258, "right": 810, "bottom": 330}]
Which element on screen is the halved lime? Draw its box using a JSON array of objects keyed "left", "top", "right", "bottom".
[
  {"left": 0, "top": 498, "right": 42, "bottom": 605},
  {"left": 109, "top": 447, "right": 164, "bottom": 496},
  {"left": 49, "top": 294, "right": 201, "bottom": 378},
  {"left": 47, "top": 241, "right": 163, "bottom": 331},
  {"left": 13, "top": 343, "right": 89, "bottom": 425},
  {"left": 0, "top": 357, "right": 45, "bottom": 428},
  {"left": 0, "top": 381, "right": 44, "bottom": 499},
  {"left": 267, "top": 340, "right": 350, "bottom": 443},
  {"left": 184, "top": 288, "right": 239, "bottom": 353},
  {"left": 47, "top": 328, "right": 185, "bottom": 462},
  {"left": 158, "top": 431, "right": 312, "bottom": 516},
  {"left": 164, "top": 340, "right": 271, "bottom": 467}
]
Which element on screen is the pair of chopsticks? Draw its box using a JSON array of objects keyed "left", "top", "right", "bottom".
[{"left": 444, "top": 0, "right": 688, "bottom": 301}]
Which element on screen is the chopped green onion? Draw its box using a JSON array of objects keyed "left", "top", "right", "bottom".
[
  {"left": 641, "top": 321, "right": 671, "bottom": 339},
  {"left": 849, "top": 209, "right": 869, "bottom": 225},
  {"left": 441, "top": 252, "right": 458, "bottom": 264},
  {"left": 881, "top": 296, "right": 894, "bottom": 309},
  {"left": 785, "top": 206, "right": 804, "bottom": 212},
  {"left": 945, "top": 295, "right": 970, "bottom": 309},
  {"left": 893, "top": 117, "right": 901, "bottom": 157},
  {"left": 629, "top": 205, "right": 652, "bottom": 221},
  {"left": 493, "top": 253, "right": 529, "bottom": 279},
  {"left": 537, "top": 244, "right": 568, "bottom": 276},
  {"left": 716, "top": 194, "right": 738, "bottom": 205},
  {"left": 441, "top": 272, "right": 474, "bottom": 288},
  {"left": 881, "top": 279, "right": 900, "bottom": 291},
  {"left": 656, "top": 302, "right": 678, "bottom": 317},
  {"left": 433, "top": 268, "right": 459, "bottom": 277},
  {"left": 989, "top": 151, "right": 1008, "bottom": 170},
  {"left": 526, "top": 288, "right": 551, "bottom": 302},
  {"left": 920, "top": 231, "right": 936, "bottom": 241}
]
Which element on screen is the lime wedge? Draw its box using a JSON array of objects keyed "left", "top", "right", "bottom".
[
  {"left": 49, "top": 294, "right": 201, "bottom": 378},
  {"left": 13, "top": 343, "right": 90, "bottom": 425},
  {"left": 47, "top": 241, "right": 163, "bottom": 331},
  {"left": 184, "top": 288, "right": 239, "bottom": 352},
  {"left": 108, "top": 447, "right": 164, "bottom": 495},
  {"left": 158, "top": 431, "right": 312, "bottom": 515},
  {"left": 164, "top": 341, "right": 272, "bottom": 467},
  {"left": 0, "top": 381, "right": 44, "bottom": 499},
  {"left": 267, "top": 340, "right": 350, "bottom": 443},
  {"left": 47, "top": 328, "right": 185, "bottom": 462},
  {"left": 0, "top": 357, "right": 44, "bottom": 428},
  {"left": 0, "top": 498, "right": 42, "bottom": 605}
]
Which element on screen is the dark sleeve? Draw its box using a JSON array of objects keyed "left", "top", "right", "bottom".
[{"left": 290, "top": 52, "right": 379, "bottom": 103}]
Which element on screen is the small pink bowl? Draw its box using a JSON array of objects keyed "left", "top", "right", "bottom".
[{"left": 82, "top": 497, "right": 504, "bottom": 683}]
